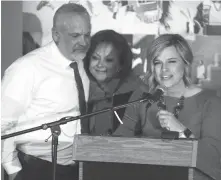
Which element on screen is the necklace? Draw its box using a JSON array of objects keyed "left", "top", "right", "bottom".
[{"left": 157, "top": 95, "right": 185, "bottom": 119}]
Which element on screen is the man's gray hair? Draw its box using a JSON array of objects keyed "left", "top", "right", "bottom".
[{"left": 53, "top": 3, "right": 90, "bottom": 29}]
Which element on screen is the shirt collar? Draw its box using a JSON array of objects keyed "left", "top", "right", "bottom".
[{"left": 50, "top": 41, "right": 73, "bottom": 69}]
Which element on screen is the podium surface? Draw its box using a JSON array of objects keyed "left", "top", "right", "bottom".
[{"left": 73, "top": 135, "right": 218, "bottom": 180}]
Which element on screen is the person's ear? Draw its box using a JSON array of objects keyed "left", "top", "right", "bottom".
[{"left": 52, "top": 27, "right": 60, "bottom": 43}]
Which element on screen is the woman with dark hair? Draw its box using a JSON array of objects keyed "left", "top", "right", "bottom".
[
  {"left": 114, "top": 34, "right": 221, "bottom": 179},
  {"left": 84, "top": 29, "right": 148, "bottom": 135}
]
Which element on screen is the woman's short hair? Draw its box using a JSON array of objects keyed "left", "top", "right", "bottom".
[
  {"left": 146, "top": 34, "right": 193, "bottom": 92},
  {"left": 84, "top": 29, "right": 133, "bottom": 80}
]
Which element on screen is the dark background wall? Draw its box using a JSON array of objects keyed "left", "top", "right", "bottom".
[
  {"left": 1, "top": 2, "right": 23, "bottom": 179},
  {"left": 1, "top": 1, "right": 23, "bottom": 78}
]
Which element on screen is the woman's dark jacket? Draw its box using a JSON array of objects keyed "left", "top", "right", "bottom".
[{"left": 87, "top": 73, "right": 148, "bottom": 135}]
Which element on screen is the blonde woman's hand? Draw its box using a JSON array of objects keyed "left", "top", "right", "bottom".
[{"left": 157, "top": 110, "right": 185, "bottom": 132}]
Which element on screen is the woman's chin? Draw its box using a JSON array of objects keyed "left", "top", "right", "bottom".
[
  {"left": 159, "top": 81, "right": 173, "bottom": 89},
  {"left": 95, "top": 77, "right": 108, "bottom": 83},
  {"left": 159, "top": 80, "right": 185, "bottom": 91}
]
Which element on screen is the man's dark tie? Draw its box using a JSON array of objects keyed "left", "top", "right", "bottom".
[{"left": 70, "top": 62, "right": 89, "bottom": 134}]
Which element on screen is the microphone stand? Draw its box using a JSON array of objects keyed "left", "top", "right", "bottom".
[
  {"left": 1, "top": 92, "right": 158, "bottom": 180},
  {"left": 1, "top": 93, "right": 155, "bottom": 140},
  {"left": 51, "top": 126, "right": 60, "bottom": 180}
]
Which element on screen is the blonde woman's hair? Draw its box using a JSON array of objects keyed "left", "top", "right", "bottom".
[{"left": 145, "top": 34, "right": 193, "bottom": 93}]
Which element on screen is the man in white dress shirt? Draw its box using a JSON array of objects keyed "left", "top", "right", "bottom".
[{"left": 1, "top": 3, "right": 91, "bottom": 180}]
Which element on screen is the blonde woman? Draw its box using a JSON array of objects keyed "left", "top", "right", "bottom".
[{"left": 115, "top": 34, "right": 221, "bottom": 180}]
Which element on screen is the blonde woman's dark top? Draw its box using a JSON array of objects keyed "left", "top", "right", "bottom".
[{"left": 114, "top": 89, "right": 221, "bottom": 179}]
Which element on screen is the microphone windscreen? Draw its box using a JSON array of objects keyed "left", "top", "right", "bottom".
[{"left": 152, "top": 88, "right": 164, "bottom": 101}]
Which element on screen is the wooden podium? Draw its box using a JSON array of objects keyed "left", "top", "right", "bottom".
[{"left": 73, "top": 135, "right": 219, "bottom": 180}]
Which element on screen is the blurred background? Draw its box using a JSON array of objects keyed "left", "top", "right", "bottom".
[{"left": 2, "top": 0, "right": 221, "bottom": 91}]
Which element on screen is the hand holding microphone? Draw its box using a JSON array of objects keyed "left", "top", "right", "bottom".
[
  {"left": 157, "top": 110, "right": 185, "bottom": 132},
  {"left": 156, "top": 89, "right": 185, "bottom": 132}
]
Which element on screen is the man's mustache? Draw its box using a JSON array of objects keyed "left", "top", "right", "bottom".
[{"left": 73, "top": 46, "right": 89, "bottom": 51}]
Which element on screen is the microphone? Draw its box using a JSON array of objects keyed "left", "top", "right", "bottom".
[
  {"left": 109, "top": 88, "right": 164, "bottom": 111},
  {"left": 141, "top": 88, "right": 164, "bottom": 109},
  {"left": 150, "top": 88, "right": 164, "bottom": 102}
]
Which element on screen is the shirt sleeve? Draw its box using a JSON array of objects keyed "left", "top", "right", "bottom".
[
  {"left": 1, "top": 59, "right": 35, "bottom": 174},
  {"left": 114, "top": 89, "right": 144, "bottom": 137},
  {"left": 200, "top": 96, "right": 221, "bottom": 179}
]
